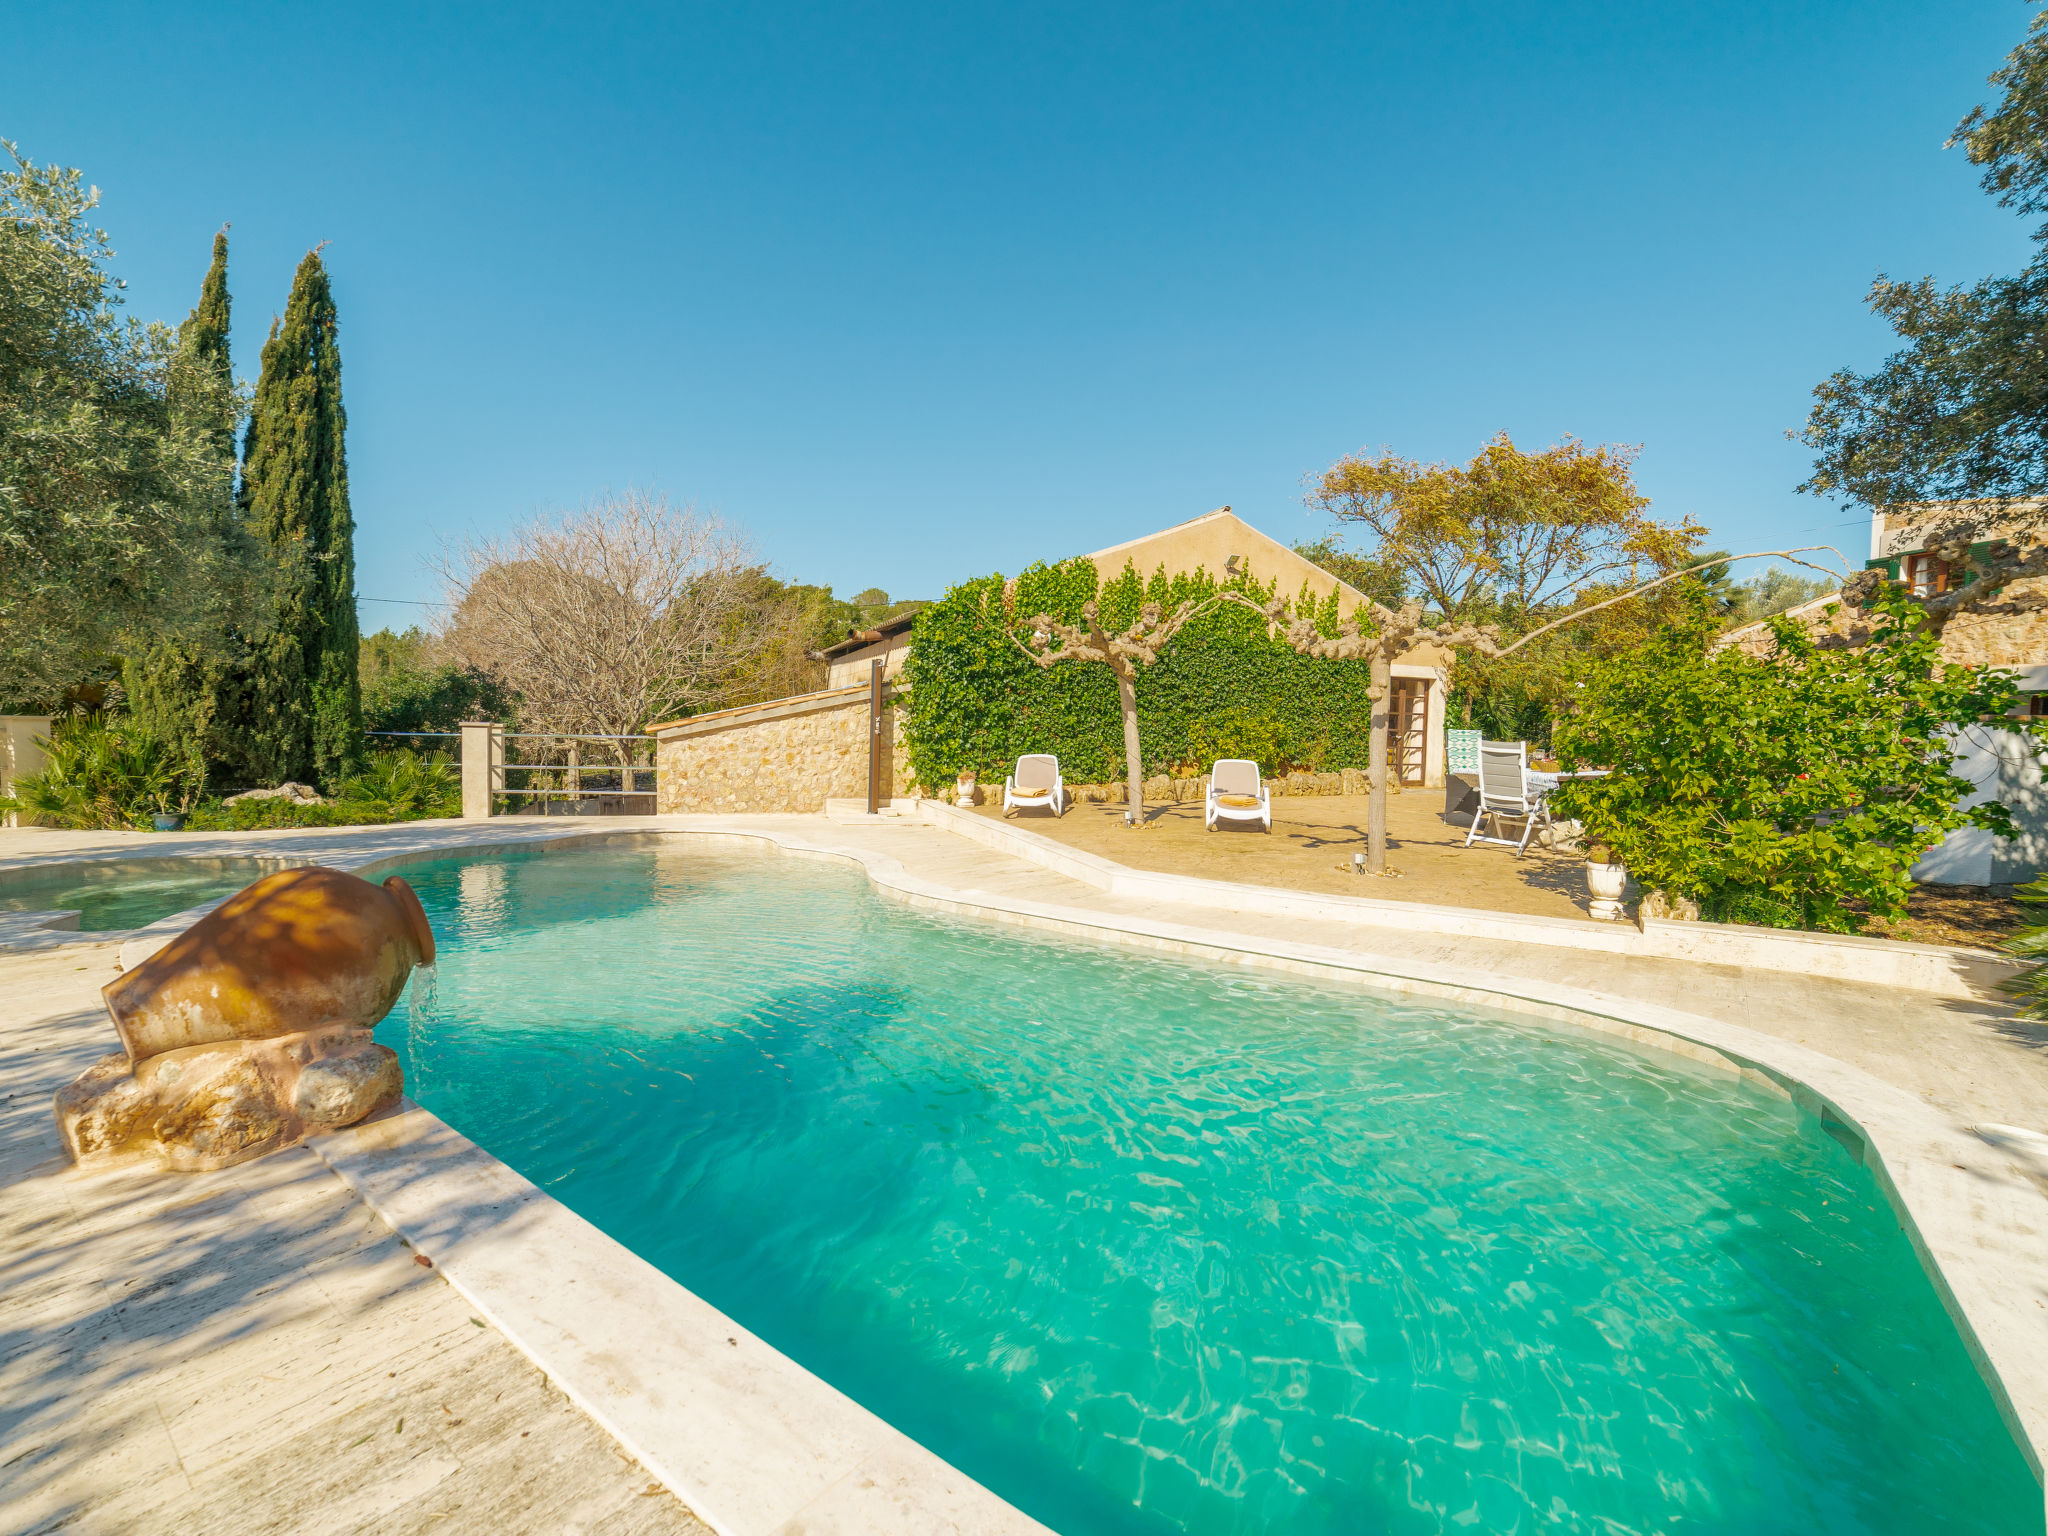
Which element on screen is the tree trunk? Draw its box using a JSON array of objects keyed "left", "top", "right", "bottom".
[
  {"left": 1367, "top": 652, "right": 1390, "bottom": 873},
  {"left": 1117, "top": 667, "right": 1145, "bottom": 824}
]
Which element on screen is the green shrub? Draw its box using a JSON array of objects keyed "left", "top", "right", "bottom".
[
  {"left": 182, "top": 797, "right": 399, "bottom": 831},
  {"left": 1550, "top": 586, "right": 2038, "bottom": 933},
  {"left": 2, "top": 716, "right": 200, "bottom": 829},
  {"left": 361, "top": 629, "right": 510, "bottom": 735},
  {"left": 902, "top": 556, "right": 1370, "bottom": 789},
  {"left": 174, "top": 750, "right": 456, "bottom": 831},
  {"left": 1186, "top": 709, "right": 1292, "bottom": 776}
]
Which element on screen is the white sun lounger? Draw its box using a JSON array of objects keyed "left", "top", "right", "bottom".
[
  {"left": 1004, "top": 754, "right": 1067, "bottom": 816},
  {"left": 1204, "top": 758, "right": 1271, "bottom": 832}
]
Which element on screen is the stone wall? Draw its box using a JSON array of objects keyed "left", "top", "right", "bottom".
[
  {"left": 1933, "top": 580, "right": 2048, "bottom": 669},
  {"left": 653, "top": 687, "right": 913, "bottom": 813},
  {"left": 1721, "top": 578, "right": 2048, "bottom": 671}
]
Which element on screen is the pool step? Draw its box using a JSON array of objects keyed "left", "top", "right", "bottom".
[{"left": 822, "top": 797, "right": 925, "bottom": 824}]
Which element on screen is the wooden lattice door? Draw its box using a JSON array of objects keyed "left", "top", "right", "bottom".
[{"left": 1387, "top": 680, "right": 1428, "bottom": 786}]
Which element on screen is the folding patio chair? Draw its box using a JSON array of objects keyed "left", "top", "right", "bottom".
[{"left": 1463, "top": 740, "right": 1552, "bottom": 854}]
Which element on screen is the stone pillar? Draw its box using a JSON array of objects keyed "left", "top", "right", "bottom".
[
  {"left": 1, "top": 716, "right": 53, "bottom": 829},
  {"left": 460, "top": 721, "right": 501, "bottom": 820}
]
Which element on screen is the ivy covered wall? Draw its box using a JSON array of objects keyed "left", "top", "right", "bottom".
[{"left": 900, "top": 555, "right": 1385, "bottom": 789}]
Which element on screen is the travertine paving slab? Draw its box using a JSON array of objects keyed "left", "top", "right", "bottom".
[{"left": 0, "top": 945, "right": 710, "bottom": 1536}]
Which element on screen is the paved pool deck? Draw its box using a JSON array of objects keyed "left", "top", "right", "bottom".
[
  {"left": 0, "top": 938, "right": 711, "bottom": 1536},
  {"left": 3, "top": 812, "right": 2047, "bottom": 1531}
]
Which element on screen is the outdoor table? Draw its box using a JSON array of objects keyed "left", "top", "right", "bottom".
[{"left": 1527, "top": 768, "right": 1610, "bottom": 804}]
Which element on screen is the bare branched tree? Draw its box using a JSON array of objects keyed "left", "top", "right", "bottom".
[{"left": 438, "top": 491, "right": 762, "bottom": 763}]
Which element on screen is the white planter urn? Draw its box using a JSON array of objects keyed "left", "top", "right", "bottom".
[
  {"left": 954, "top": 773, "right": 977, "bottom": 809},
  {"left": 1586, "top": 859, "right": 1628, "bottom": 921}
]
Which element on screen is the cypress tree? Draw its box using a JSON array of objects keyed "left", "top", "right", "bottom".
[
  {"left": 174, "top": 230, "right": 234, "bottom": 450},
  {"left": 238, "top": 248, "right": 362, "bottom": 786},
  {"left": 123, "top": 229, "right": 239, "bottom": 787}
]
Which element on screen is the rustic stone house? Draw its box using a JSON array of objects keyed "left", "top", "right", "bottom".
[
  {"left": 820, "top": 610, "right": 917, "bottom": 690},
  {"left": 649, "top": 508, "right": 1452, "bottom": 813}
]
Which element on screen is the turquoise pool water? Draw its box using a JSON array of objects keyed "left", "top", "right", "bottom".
[
  {"left": 382, "top": 845, "right": 2039, "bottom": 1535},
  {"left": 0, "top": 859, "right": 263, "bottom": 930}
]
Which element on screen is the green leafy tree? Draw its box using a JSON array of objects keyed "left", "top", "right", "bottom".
[
  {"left": 1307, "top": 433, "right": 1698, "bottom": 626},
  {"left": 235, "top": 249, "right": 361, "bottom": 785},
  {"left": 123, "top": 229, "right": 250, "bottom": 786},
  {"left": 1307, "top": 433, "right": 1702, "bottom": 741},
  {"left": 0, "top": 145, "right": 247, "bottom": 710},
  {"left": 1550, "top": 584, "right": 2034, "bottom": 932},
  {"left": 1801, "top": 10, "right": 2048, "bottom": 503},
  {"left": 717, "top": 574, "right": 864, "bottom": 705},
  {"left": 360, "top": 627, "right": 510, "bottom": 735},
  {"left": 1292, "top": 538, "right": 1406, "bottom": 609}
]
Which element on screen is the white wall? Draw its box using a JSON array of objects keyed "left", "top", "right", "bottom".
[{"left": 1911, "top": 724, "right": 2048, "bottom": 885}]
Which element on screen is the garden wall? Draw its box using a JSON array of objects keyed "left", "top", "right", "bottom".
[
  {"left": 650, "top": 686, "right": 912, "bottom": 814},
  {"left": 1, "top": 716, "right": 51, "bottom": 830}
]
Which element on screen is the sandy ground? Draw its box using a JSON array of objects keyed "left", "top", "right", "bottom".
[
  {"left": 1868, "top": 884, "right": 2031, "bottom": 949},
  {"left": 976, "top": 789, "right": 1597, "bottom": 921}
]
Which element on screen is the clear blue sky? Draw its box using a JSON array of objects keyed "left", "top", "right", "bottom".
[{"left": 6, "top": 2, "right": 2038, "bottom": 624}]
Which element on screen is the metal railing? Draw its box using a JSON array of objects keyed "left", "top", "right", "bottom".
[
  {"left": 455, "top": 723, "right": 656, "bottom": 818},
  {"left": 498, "top": 734, "right": 655, "bottom": 801}
]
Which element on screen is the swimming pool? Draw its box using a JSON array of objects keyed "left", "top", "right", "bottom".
[
  {"left": 0, "top": 857, "right": 271, "bottom": 931},
  {"left": 381, "top": 843, "right": 2038, "bottom": 1535}
]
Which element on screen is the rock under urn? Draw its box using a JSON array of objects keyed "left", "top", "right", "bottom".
[{"left": 55, "top": 866, "right": 434, "bottom": 1172}]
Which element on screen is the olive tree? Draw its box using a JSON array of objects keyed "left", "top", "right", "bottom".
[{"left": 0, "top": 143, "right": 247, "bottom": 708}]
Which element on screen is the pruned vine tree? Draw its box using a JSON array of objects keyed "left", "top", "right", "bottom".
[{"left": 1007, "top": 591, "right": 1218, "bottom": 820}]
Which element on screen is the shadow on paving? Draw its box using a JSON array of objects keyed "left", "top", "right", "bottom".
[{"left": 0, "top": 1002, "right": 704, "bottom": 1535}]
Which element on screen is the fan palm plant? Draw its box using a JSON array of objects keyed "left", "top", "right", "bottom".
[{"left": 3, "top": 717, "right": 196, "bottom": 829}]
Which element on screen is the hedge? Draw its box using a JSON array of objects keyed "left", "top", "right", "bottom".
[{"left": 900, "top": 554, "right": 1386, "bottom": 790}]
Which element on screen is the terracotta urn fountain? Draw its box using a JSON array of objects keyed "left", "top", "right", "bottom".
[{"left": 55, "top": 866, "right": 435, "bottom": 1172}]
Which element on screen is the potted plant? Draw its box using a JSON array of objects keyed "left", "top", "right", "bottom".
[
  {"left": 1584, "top": 838, "right": 1627, "bottom": 921},
  {"left": 145, "top": 778, "right": 194, "bottom": 832},
  {"left": 954, "top": 770, "right": 977, "bottom": 808}
]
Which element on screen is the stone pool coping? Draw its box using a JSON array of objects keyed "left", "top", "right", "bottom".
[
  {"left": 25, "top": 815, "right": 2048, "bottom": 1526},
  {"left": 903, "top": 798, "right": 2024, "bottom": 999}
]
